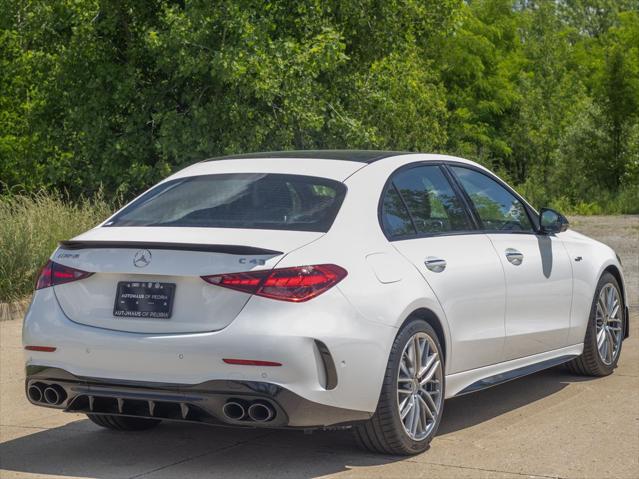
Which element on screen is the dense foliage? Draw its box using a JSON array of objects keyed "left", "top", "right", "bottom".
[{"left": 1, "top": 0, "right": 638, "bottom": 212}]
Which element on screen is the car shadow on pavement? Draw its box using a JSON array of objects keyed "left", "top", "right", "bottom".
[
  {"left": 0, "top": 368, "right": 597, "bottom": 478},
  {"left": 438, "top": 366, "right": 597, "bottom": 435},
  {"left": 0, "top": 419, "right": 402, "bottom": 478}
]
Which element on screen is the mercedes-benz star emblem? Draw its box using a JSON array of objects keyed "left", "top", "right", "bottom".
[{"left": 133, "top": 249, "right": 152, "bottom": 268}]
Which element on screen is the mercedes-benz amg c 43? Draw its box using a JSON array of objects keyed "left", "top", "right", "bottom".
[{"left": 23, "top": 151, "right": 629, "bottom": 454}]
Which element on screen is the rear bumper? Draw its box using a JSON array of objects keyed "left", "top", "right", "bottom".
[
  {"left": 25, "top": 366, "right": 371, "bottom": 428},
  {"left": 23, "top": 287, "right": 396, "bottom": 415}
]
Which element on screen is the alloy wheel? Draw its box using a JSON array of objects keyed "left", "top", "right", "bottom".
[
  {"left": 396, "top": 332, "right": 443, "bottom": 441},
  {"left": 595, "top": 283, "right": 623, "bottom": 365}
]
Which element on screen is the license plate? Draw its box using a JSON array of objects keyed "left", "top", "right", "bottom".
[{"left": 113, "top": 281, "right": 175, "bottom": 319}]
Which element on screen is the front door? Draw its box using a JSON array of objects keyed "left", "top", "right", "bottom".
[{"left": 450, "top": 166, "right": 573, "bottom": 360}]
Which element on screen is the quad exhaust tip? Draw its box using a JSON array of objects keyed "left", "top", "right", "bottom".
[
  {"left": 43, "top": 385, "right": 65, "bottom": 405},
  {"left": 247, "top": 401, "right": 275, "bottom": 422},
  {"left": 28, "top": 383, "right": 66, "bottom": 406},
  {"left": 28, "top": 384, "right": 43, "bottom": 403},
  {"left": 222, "top": 400, "right": 246, "bottom": 420},
  {"left": 222, "top": 399, "right": 276, "bottom": 422}
]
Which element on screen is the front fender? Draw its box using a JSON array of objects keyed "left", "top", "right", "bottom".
[{"left": 560, "top": 230, "right": 627, "bottom": 344}]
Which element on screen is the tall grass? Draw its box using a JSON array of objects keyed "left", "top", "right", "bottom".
[{"left": 0, "top": 191, "right": 114, "bottom": 302}]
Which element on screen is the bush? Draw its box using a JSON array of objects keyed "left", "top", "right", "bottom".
[
  {"left": 517, "top": 174, "right": 639, "bottom": 216},
  {"left": 0, "top": 191, "right": 113, "bottom": 302},
  {"left": 546, "top": 187, "right": 639, "bottom": 216}
]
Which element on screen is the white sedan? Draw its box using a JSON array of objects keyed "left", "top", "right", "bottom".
[{"left": 23, "top": 151, "right": 629, "bottom": 455}]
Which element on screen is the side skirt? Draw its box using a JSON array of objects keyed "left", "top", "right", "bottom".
[{"left": 445, "top": 343, "right": 584, "bottom": 398}]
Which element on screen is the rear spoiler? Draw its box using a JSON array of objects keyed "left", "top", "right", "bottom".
[{"left": 58, "top": 240, "right": 283, "bottom": 256}]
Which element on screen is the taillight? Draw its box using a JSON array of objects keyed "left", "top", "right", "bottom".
[
  {"left": 35, "top": 260, "right": 93, "bottom": 290},
  {"left": 25, "top": 345, "right": 57, "bottom": 352},
  {"left": 202, "top": 264, "right": 347, "bottom": 302}
]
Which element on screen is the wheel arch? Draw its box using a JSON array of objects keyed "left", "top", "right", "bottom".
[
  {"left": 602, "top": 264, "right": 629, "bottom": 339},
  {"left": 399, "top": 308, "right": 448, "bottom": 366}
]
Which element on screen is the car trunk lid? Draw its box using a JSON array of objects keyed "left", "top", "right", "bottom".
[{"left": 52, "top": 226, "right": 321, "bottom": 333}]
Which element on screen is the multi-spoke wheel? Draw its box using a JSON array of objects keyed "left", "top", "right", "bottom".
[
  {"left": 595, "top": 283, "right": 623, "bottom": 365},
  {"left": 568, "top": 272, "right": 625, "bottom": 376},
  {"left": 397, "top": 332, "right": 443, "bottom": 441},
  {"left": 354, "top": 320, "right": 445, "bottom": 455}
]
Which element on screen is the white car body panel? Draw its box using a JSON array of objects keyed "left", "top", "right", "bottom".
[
  {"left": 53, "top": 228, "right": 318, "bottom": 333},
  {"left": 163, "top": 157, "right": 364, "bottom": 183},
  {"left": 487, "top": 233, "right": 574, "bottom": 360},
  {"left": 24, "top": 286, "right": 396, "bottom": 413},
  {"left": 23, "top": 152, "right": 628, "bottom": 424},
  {"left": 559, "top": 229, "right": 628, "bottom": 344},
  {"left": 390, "top": 235, "right": 506, "bottom": 373}
]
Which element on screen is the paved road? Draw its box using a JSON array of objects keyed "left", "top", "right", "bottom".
[{"left": 1, "top": 216, "right": 638, "bottom": 478}]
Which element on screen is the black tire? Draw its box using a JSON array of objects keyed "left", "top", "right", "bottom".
[
  {"left": 566, "top": 272, "right": 625, "bottom": 376},
  {"left": 87, "top": 414, "right": 161, "bottom": 431},
  {"left": 354, "top": 319, "right": 445, "bottom": 455}
]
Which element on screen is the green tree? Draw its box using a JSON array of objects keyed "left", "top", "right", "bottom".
[{"left": 1, "top": 0, "right": 637, "bottom": 214}]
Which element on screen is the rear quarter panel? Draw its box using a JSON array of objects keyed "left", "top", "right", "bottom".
[{"left": 277, "top": 154, "right": 453, "bottom": 370}]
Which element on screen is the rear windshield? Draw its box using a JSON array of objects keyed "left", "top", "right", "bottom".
[{"left": 104, "top": 174, "right": 347, "bottom": 232}]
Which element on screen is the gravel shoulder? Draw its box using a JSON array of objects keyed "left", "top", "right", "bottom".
[{"left": 569, "top": 215, "right": 638, "bottom": 309}]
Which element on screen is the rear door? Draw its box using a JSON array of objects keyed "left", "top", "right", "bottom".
[
  {"left": 381, "top": 164, "right": 506, "bottom": 374},
  {"left": 449, "top": 165, "right": 573, "bottom": 359}
]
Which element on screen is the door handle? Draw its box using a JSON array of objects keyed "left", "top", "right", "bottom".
[
  {"left": 424, "top": 257, "right": 447, "bottom": 273},
  {"left": 505, "top": 248, "right": 524, "bottom": 266}
]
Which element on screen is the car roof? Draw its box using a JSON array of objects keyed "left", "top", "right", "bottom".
[
  {"left": 174, "top": 151, "right": 483, "bottom": 183},
  {"left": 201, "top": 150, "right": 412, "bottom": 164}
]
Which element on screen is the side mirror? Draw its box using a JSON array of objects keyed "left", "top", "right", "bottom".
[{"left": 539, "top": 208, "right": 569, "bottom": 234}]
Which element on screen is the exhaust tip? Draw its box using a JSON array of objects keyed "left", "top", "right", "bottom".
[
  {"left": 247, "top": 401, "right": 275, "bottom": 422},
  {"left": 43, "top": 385, "right": 66, "bottom": 405},
  {"left": 28, "top": 384, "right": 43, "bottom": 403},
  {"left": 222, "top": 400, "right": 246, "bottom": 421}
]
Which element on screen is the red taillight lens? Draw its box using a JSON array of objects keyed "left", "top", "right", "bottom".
[
  {"left": 25, "top": 345, "right": 57, "bottom": 352},
  {"left": 202, "top": 264, "right": 347, "bottom": 302},
  {"left": 35, "top": 260, "right": 93, "bottom": 290}
]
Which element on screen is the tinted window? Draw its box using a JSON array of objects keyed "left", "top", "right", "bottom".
[
  {"left": 381, "top": 184, "right": 415, "bottom": 238},
  {"left": 451, "top": 167, "right": 533, "bottom": 232},
  {"left": 382, "top": 165, "right": 472, "bottom": 237},
  {"left": 106, "top": 174, "right": 346, "bottom": 232}
]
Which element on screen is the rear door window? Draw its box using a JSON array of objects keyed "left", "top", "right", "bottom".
[
  {"left": 106, "top": 174, "right": 346, "bottom": 232},
  {"left": 381, "top": 184, "right": 416, "bottom": 238},
  {"left": 381, "top": 165, "right": 472, "bottom": 238}
]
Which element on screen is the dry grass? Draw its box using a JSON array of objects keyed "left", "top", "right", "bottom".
[{"left": 0, "top": 191, "right": 114, "bottom": 303}]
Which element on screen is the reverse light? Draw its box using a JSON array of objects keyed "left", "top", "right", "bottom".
[
  {"left": 202, "top": 264, "right": 347, "bottom": 302},
  {"left": 35, "top": 260, "right": 93, "bottom": 290}
]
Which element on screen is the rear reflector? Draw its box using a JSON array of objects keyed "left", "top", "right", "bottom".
[
  {"left": 223, "top": 359, "right": 282, "bottom": 367},
  {"left": 24, "top": 346, "right": 57, "bottom": 352},
  {"left": 202, "top": 264, "right": 347, "bottom": 302},
  {"left": 35, "top": 260, "right": 93, "bottom": 290}
]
